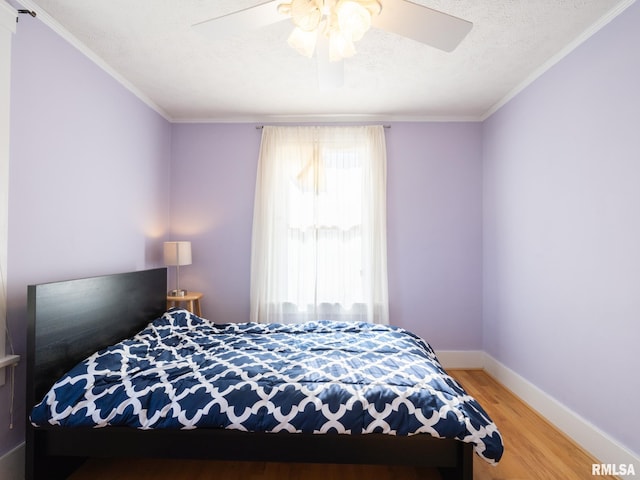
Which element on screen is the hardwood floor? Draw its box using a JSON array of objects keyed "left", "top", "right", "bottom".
[
  {"left": 449, "top": 369, "right": 617, "bottom": 480},
  {"left": 68, "top": 370, "right": 615, "bottom": 480}
]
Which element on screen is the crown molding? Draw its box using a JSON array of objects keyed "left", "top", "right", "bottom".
[
  {"left": 171, "top": 113, "right": 484, "bottom": 124},
  {"left": 8, "top": 0, "right": 484, "bottom": 125},
  {"left": 10, "top": 0, "right": 637, "bottom": 125},
  {"left": 481, "top": 0, "right": 637, "bottom": 121},
  {"left": 13, "top": 0, "right": 171, "bottom": 122}
]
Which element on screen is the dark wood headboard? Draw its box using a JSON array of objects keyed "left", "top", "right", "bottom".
[{"left": 26, "top": 268, "right": 167, "bottom": 409}]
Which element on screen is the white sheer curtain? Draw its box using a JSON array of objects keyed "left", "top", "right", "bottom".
[{"left": 250, "top": 125, "right": 388, "bottom": 325}]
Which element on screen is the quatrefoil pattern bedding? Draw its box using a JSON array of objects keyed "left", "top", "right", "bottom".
[{"left": 31, "top": 309, "right": 504, "bottom": 463}]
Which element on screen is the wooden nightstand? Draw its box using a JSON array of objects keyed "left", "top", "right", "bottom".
[{"left": 167, "top": 291, "right": 203, "bottom": 316}]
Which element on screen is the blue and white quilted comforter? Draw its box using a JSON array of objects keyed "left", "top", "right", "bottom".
[{"left": 31, "top": 309, "right": 503, "bottom": 464}]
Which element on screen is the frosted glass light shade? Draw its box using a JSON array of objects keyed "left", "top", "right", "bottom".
[
  {"left": 279, "top": 0, "right": 381, "bottom": 61},
  {"left": 336, "top": 1, "right": 371, "bottom": 42},
  {"left": 288, "top": 27, "right": 318, "bottom": 57}
]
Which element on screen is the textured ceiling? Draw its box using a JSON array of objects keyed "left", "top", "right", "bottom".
[{"left": 17, "top": 0, "right": 632, "bottom": 122}]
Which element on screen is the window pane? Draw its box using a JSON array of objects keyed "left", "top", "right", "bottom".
[
  {"left": 287, "top": 148, "right": 364, "bottom": 310},
  {"left": 251, "top": 125, "right": 388, "bottom": 325}
]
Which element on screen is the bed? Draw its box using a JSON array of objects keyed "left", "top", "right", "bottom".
[{"left": 26, "top": 268, "right": 502, "bottom": 480}]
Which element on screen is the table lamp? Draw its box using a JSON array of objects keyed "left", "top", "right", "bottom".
[{"left": 164, "top": 241, "right": 192, "bottom": 296}]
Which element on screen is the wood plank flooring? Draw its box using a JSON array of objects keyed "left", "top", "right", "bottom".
[
  {"left": 449, "top": 369, "right": 617, "bottom": 480},
  {"left": 68, "top": 369, "right": 616, "bottom": 480}
]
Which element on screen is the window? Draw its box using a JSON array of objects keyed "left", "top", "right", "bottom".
[{"left": 250, "top": 126, "right": 388, "bottom": 325}]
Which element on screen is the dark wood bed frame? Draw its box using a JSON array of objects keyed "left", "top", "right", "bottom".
[{"left": 26, "top": 268, "right": 473, "bottom": 480}]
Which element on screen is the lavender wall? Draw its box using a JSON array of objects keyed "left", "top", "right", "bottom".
[
  {"left": 11, "top": 0, "right": 637, "bottom": 468},
  {"left": 169, "top": 124, "right": 259, "bottom": 324},
  {"left": 386, "top": 123, "right": 483, "bottom": 348},
  {"left": 2, "top": 17, "right": 171, "bottom": 457},
  {"left": 5, "top": 1, "right": 637, "bottom": 467},
  {"left": 483, "top": 2, "right": 640, "bottom": 457},
  {"left": 2, "top": 15, "right": 484, "bottom": 463},
  {"left": 170, "top": 122, "right": 484, "bottom": 349}
]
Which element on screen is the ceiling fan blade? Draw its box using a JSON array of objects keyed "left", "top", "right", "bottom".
[
  {"left": 192, "top": 1, "right": 286, "bottom": 38},
  {"left": 316, "top": 34, "right": 344, "bottom": 90},
  {"left": 372, "top": 0, "right": 473, "bottom": 52}
]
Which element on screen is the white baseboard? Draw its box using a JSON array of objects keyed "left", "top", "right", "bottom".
[
  {"left": 435, "top": 350, "right": 485, "bottom": 369},
  {"left": 483, "top": 354, "right": 640, "bottom": 480},
  {"left": 0, "top": 442, "right": 24, "bottom": 480}
]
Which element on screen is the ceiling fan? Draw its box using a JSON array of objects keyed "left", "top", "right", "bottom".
[{"left": 193, "top": 0, "right": 472, "bottom": 89}]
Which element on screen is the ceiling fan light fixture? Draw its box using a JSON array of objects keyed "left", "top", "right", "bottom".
[
  {"left": 288, "top": 26, "right": 318, "bottom": 58},
  {"left": 335, "top": 1, "right": 372, "bottom": 42},
  {"left": 279, "top": 0, "right": 382, "bottom": 61},
  {"left": 283, "top": 0, "right": 323, "bottom": 31},
  {"left": 329, "top": 30, "right": 357, "bottom": 61}
]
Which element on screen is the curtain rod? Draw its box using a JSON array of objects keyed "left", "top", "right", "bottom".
[{"left": 255, "top": 125, "right": 391, "bottom": 130}]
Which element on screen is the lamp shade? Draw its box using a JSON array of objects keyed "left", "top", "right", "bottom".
[{"left": 163, "top": 241, "right": 192, "bottom": 266}]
